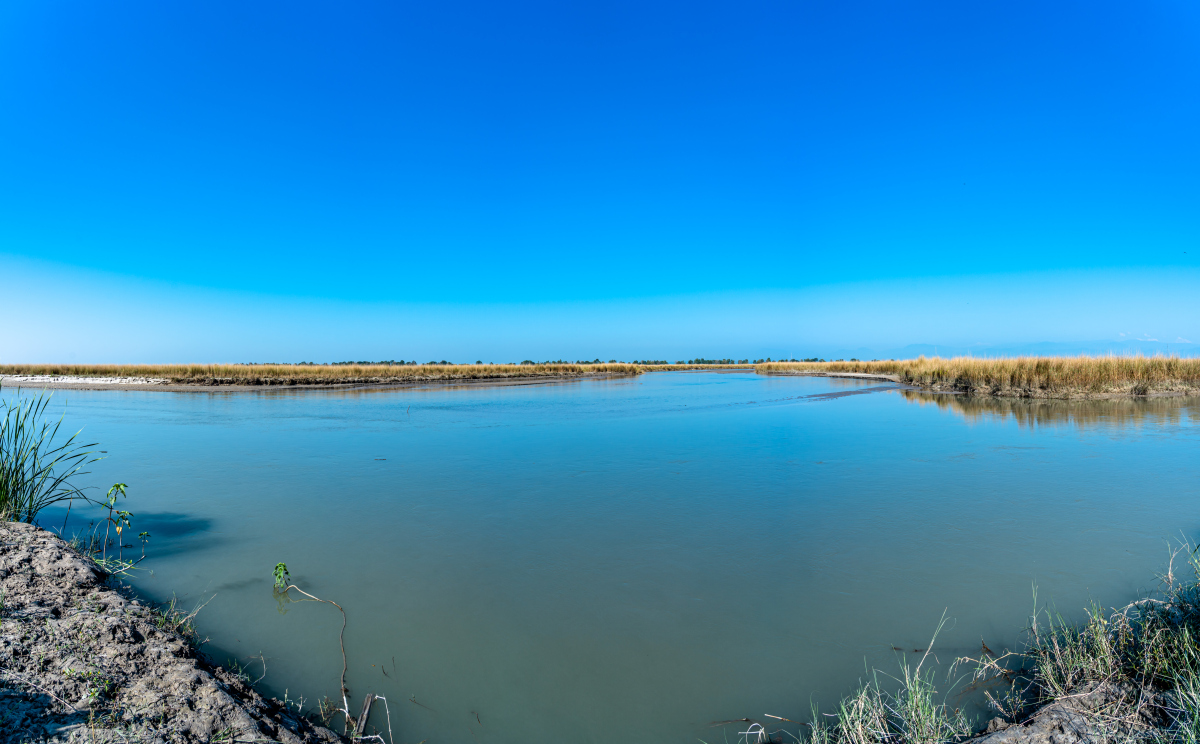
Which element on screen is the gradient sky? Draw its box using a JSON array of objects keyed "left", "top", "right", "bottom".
[{"left": 2, "top": 1, "right": 1198, "bottom": 362}]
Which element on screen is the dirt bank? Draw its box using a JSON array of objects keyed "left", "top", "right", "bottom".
[
  {"left": 0, "top": 522, "right": 345, "bottom": 743},
  {"left": 971, "top": 681, "right": 1173, "bottom": 744}
]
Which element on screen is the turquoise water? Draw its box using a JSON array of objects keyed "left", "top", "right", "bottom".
[{"left": 12, "top": 372, "right": 1200, "bottom": 743}]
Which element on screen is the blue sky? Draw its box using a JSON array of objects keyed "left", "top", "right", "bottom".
[{"left": 2, "top": 1, "right": 1198, "bottom": 362}]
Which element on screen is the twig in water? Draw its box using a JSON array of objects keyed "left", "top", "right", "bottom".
[
  {"left": 373, "top": 695, "right": 396, "bottom": 744},
  {"left": 177, "top": 593, "right": 217, "bottom": 627},
  {"left": 273, "top": 563, "right": 351, "bottom": 729}
]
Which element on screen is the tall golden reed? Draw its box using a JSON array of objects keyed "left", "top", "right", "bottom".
[
  {"left": 756, "top": 355, "right": 1200, "bottom": 395},
  {"left": 0, "top": 363, "right": 642, "bottom": 383}
]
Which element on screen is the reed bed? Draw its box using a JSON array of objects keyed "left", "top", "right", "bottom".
[
  {"left": 798, "top": 618, "right": 972, "bottom": 744},
  {"left": 757, "top": 548, "right": 1200, "bottom": 744},
  {"left": 639, "top": 364, "right": 754, "bottom": 371},
  {"left": 951, "top": 544, "right": 1200, "bottom": 744},
  {"left": 0, "top": 363, "right": 642, "bottom": 385},
  {"left": 756, "top": 356, "right": 1200, "bottom": 397},
  {"left": 0, "top": 389, "right": 98, "bottom": 523}
]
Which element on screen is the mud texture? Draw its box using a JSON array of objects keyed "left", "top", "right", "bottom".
[
  {"left": 973, "top": 682, "right": 1173, "bottom": 744},
  {"left": 0, "top": 522, "right": 345, "bottom": 743}
]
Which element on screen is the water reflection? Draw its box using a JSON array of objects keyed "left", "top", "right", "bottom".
[{"left": 902, "top": 390, "right": 1200, "bottom": 429}]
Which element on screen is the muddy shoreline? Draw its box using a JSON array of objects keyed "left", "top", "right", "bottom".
[{"left": 0, "top": 522, "right": 349, "bottom": 743}]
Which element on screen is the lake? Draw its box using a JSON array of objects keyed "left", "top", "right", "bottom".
[{"left": 12, "top": 371, "right": 1200, "bottom": 743}]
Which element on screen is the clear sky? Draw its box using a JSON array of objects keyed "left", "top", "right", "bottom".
[{"left": 2, "top": 1, "right": 1198, "bottom": 362}]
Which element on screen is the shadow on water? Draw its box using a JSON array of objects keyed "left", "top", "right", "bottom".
[
  {"left": 37, "top": 508, "right": 216, "bottom": 558},
  {"left": 902, "top": 390, "right": 1200, "bottom": 429}
]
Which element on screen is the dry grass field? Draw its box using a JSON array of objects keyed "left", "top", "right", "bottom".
[
  {"left": 0, "top": 362, "right": 642, "bottom": 385},
  {"left": 4, "top": 357, "right": 1196, "bottom": 395},
  {"left": 756, "top": 356, "right": 1200, "bottom": 397}
]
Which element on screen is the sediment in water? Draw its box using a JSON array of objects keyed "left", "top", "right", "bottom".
[{"left": 2, "top": 520, "right": 1187, "bottom": 744}]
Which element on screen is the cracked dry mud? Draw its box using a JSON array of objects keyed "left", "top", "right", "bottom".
[{"left": 0, "top": 522, "right": 345, "bottom": 743}]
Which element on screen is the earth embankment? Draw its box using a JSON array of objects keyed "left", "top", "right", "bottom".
[{"left": 0, "top": 521, "right": 345, "bottom": 743}]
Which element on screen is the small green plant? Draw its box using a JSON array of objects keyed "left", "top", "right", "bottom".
[
  {"left": 280, "top": 688, "right": 307, "bottom": 715},
  {"left": 138, "top": 531, "right": 151, "bottom": 560},
  {"left": 150, "top": 594, "right": 213, "bottom": 650},
  {"left": 99, "top": 483, "right": 130, "bottom": 560},
  {"left": 63, "top": 666, "right": 116, "bottom": 701},
  {"left": 224, "top": 653, "right": 267, "bottom": 686},
  {"left": 226, "top": 658, "right": 251, "bottom": 684},
  {"left": 273, "top": 562, "right": 290, "bottom": 590},
  {"left": 316, "top": 696, "right": 338, "bottom": 727}
]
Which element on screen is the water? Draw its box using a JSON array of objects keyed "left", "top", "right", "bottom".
[{"left": 11, "top": 372, "right": 1200, "bottom": 743}]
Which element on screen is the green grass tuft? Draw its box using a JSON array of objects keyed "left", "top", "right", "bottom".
[{"left": 0, "top": 385, "right": 99, "bottom": 523}]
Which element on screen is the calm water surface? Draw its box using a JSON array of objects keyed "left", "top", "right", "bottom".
[{"left": 12, "top": 372, "right": 1200, "bottom": 743}]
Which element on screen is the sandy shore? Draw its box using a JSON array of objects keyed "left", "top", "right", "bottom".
[{"left": 1, "top": 375, "right": 170, "bottom": 386}]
